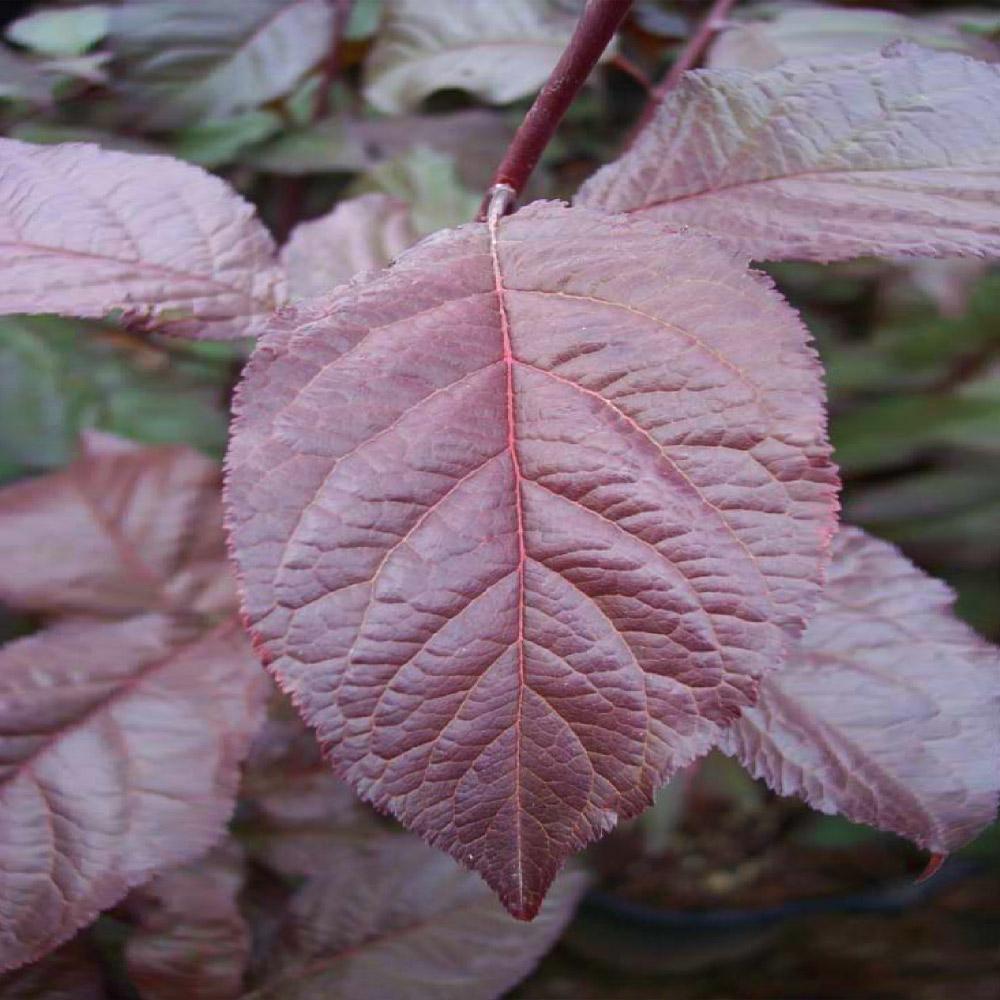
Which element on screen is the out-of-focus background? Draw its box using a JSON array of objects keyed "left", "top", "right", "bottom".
[{"left": 0, "top": 1, "right": 997, "bottom": 997}]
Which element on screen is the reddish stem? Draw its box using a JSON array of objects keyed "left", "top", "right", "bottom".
[
  {"left": 630, "top": 0, "right": 736, "bottom": 137},
  {"left": 477, "top": 0, "right": 632, "bottom": 220},
  {"left": 313, "top": 0, "right": 355, "bottom": 121}
]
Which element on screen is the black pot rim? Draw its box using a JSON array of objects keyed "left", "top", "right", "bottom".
[{"left": 581, "top": 858, "right": 979, "bottom": 929}]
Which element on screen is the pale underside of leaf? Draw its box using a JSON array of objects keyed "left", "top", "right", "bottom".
[
  {"left": 248, "top": 839, "right": 589, "bottom": 1000},
  {"left": 577, "top": 47, "right": 1000, "bottom": 262},
  {"left": 281, "top": 193, "right": 417, "bottom": 300},
  {"left": 225, "top": 202, "right": 837, "bottom": 918},
  {"left": 109, "top": 0, "right": 335, "bottom": 128},
  {"left": 0, "top": 615, "right": 268, "bottom": 972},
  {"left": 0, "top": 139, "right": 284, "bottom": 338},
  {"left": 722, "top": 526, "right": 1000, "bottom": 853},
  {"left": 362, "top": 0, "right": 613, "bottom": 114}
]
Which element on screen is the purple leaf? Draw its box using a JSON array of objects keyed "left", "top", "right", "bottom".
[
  {"left": 126, "top": 843, "right": 250, "bottom": 1000},
  {"left": 248, "top": 839, "right": 589, "bottom": 1000},
  {"left": 281, "top": 194, "right": 416, "bottom": 300},
  {"left": 224, "top": 201, "right": 837, "bottom": 918},
  {"left": 0, "top": 938, "right": 105, "bottom": 1000},
  {"left": 577, "top": 47, "right": 1000, "bottom": 262},
  {"left": 0, "top": 615, "right": 268, "bottom": 972},
  {"left": 707, "top": 4, "right": 999, "bottom": 71},
  {"left": 0, "top": 433, "right": 232, "bottom": 618},
  {"left": 722, "top": 526, "right": 1000, "bottom": 853},
  {"left": 0, "top": 139, "right": 283, "bottom": 338}
]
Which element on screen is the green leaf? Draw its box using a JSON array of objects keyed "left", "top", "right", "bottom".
[
  {"left": 0, "top": 315, "right": 233, "bottom": 475},
  {"left": 172, "top": 110, "right": 283, "bottom": 168},
  {"left": 6, "top": 4, "right": 111, "bottom": 57}
]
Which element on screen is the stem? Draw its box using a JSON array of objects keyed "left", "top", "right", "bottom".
[
  {"left": 629, "top": 0, "right": 736, "bottom": 137},
  {"left": 477, "top": 0, "right": 632, "bottom": 221},
  {"left": 313, "top": 0, "right": 355, "bottom": 121}
]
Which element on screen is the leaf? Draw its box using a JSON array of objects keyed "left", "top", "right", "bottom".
[
  {"left": 224, "top": 201, "right": 837, "bottom": 918},
  {"left": 6, "top": 5, "right": 111, "bottom": 58},
  {"left": 0, "top": 139, "right": 283, "bottom": 338},
  {"left": 0, "top": 315, "right": 232, "bottom": 473},
  {"left": 244, "top": 109, "right": 511, "bottom": 190},
  {"left": 247, "top": 839, "right": 589, "bottom": 999},
  {"left": 0, "top": 46, "right": 54, "bottom": 105},
  {"left": 362, "top": 0, "right": 613, "bottom": 113},
  {"left": 707, "top": 4, "right": 998, "bottom": 71},
  {"left": 281, "top": 194, "right": 416, "bottom": 300},
  {"left": 0, "top": 938, "right": 105, "bottom": 1000},
  {"left": 0, "top": 433, "right": 230, "bottom": 618},
  {"left": 0, "top": 614, "right": 268, "bottom": 972},
  {"left": 722, "top": 526, "right": 1000, "bottom": 854},
  {"left": 126, "top": 844, "right": 250, "bottom": 1000},
  {"left": 577, "top": 47, "right": 1000, "bottom": 262},
  {"left": 239, "top": 699, "right": 384, "bottom": 877},
  {"left": 171, "top": 111, "right": 283, "bottom": 169},
  {"left": 109, "top": 0, "right": 336, "bottom": 128}
]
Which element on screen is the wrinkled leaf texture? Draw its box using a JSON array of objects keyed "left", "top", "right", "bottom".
[
  {"left": 109, "top": 0, "right": 334, "bottom": 128},
  {"left": 0, "top": 432, "right": 229, "bottom": 618},
  {"left": 0, "top": 139, "right": 283, "bottom": 338},
  {"left": 0, "top": 615, "right": 267, "bottom": 971},
  {"left": 225, "top": 201, "right": 837, "bottom": 918},
  {"left": 577, "top": 47, "right": 1000, "bottom": 262},
  {"left": 724, "top": 526, "right": 1000, "bottom": 854},
  {"left": 248, "top": 839, "right": 588, "bottom": 999},
  {"left": 707, "top": 4, "right": 998, "bottom": 70}
]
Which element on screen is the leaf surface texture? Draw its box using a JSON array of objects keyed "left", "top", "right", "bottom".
[
  {"left": 723, "top": 526, "right": 1000, "bottom": 853},
  {"left": 577, "top": 48, "right": 1000, "bottom": 262},
  {"left": 225, "top": 202, "right": 837, "bottom": 916}
]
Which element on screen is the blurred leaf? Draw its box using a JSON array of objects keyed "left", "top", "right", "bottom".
[
  {"left": 0, "top": 316, "right": 232, "bottom": 473},
  {"left": 708, "top": 2, "right": 999, "bottom": 70},
  {"left": 832, "top": 394, "right": 1000, "bottom": 474},
  {"left": 126, "top": 843, "right": 250, "bottom": 1000},
  {"left": 109, "top": 0, "right": 336, "bottom": 128},
  {"left": 363, "top": 0, "right": 611, "bottom": 113},
  {"left": 171, "top": 110, "right": 283, "bottom": 168},
  {"left": 353, "top": 146, "right": 478, "bottom": 235},
  {"left": 7, "top": 121, "right": 162, "bottom": 154},
  {"left": 6, "top": 5, "right": 110, "bottom": 57},
  {"left": 791, "top": 814, "right": 885, "bottom": 850},
  {"left": 0, "top": 938, "right": 105, "bottom": 999},
  {"left": 346, "top": 0, "right": 383, "bottom": 40},
  {"left": 0, "top": 45, "right": 54, "bottom": 104},
  {"left": 247, "top": 839, "right": 589, "bottom": 999}
]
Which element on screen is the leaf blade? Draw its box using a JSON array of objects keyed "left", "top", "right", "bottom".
[
  {"left": 225, "top": 202, "right": 837, "bottom": 917},
  {"left": 722, "top": 526, "right": 1000, "bottom": 853},
  {"left": 577, "top": 48, "right": 1000, "bottom": 262},
  {"left": 0, "top": 139, "right": 283, "bottom": 338},
  {"left": 0, "top": 615, "right": 268, "bottom": 972}
]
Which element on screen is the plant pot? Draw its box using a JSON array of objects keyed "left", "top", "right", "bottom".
[{"left": 561, "top": 861, "right": 977, "bottom": 975}]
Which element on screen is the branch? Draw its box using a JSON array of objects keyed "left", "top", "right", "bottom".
[
  {"left": 477, "top": 0, "right": 632, "bottom": 221},
  {"left": 629, "top": 0, "right": 736, "bottom": 137},
  {"left": 313, "top": 0, "right": 355, "bottom": 121}
]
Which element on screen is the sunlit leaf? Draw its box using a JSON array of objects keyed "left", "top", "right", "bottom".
[{"left": 6, "top": 5, "right": 111, "bottom": 58}]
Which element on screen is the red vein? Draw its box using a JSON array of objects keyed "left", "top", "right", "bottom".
[{"left": 487, "top": 191, "right": 527, "bottom": 909}]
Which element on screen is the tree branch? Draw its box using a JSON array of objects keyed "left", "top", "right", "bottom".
[{"left": 477, "top": 0, "right": 632, "bottom": 221}]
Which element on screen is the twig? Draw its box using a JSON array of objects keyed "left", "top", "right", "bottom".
[
  {"left": 477, "top": 0, "right": 632, "bottom": 221},
  {"left": 312, "top": 0, "right": 355, "bottom": 122},
  {"left": 629, "top": 0, "right": 736, "bottom": 138}
]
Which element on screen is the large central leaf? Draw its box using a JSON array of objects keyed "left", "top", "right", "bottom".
[{"left": 225, "top": 202, "right": 837, "bottom": 918}]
